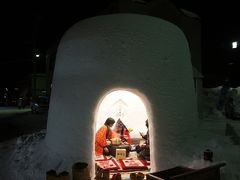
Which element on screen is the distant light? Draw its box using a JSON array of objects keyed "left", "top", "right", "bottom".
[
  {"left": 5, "top": 88, "right": 8, "bottom": 91},
  {"left": 232, "top": 41, "right": 238, "bottom": 49},
  {"left": 35, "top": 54, "right": 40, "bottom": 58}
]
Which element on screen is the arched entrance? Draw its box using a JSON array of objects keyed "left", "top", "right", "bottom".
[{"left": 94, "top": 88, "right": 153, "bottom": 177}]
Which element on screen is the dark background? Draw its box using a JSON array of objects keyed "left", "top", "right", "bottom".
[
  {"left": 173, "top": 1, "right": 240, "bottom": 88},
  {"left": 1, "top": 0, "right": 240, "bottom": 88}
]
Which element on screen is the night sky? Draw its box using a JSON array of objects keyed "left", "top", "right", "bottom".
[{"left": 1, "top": 0, "right": 240, "bottom": 87}]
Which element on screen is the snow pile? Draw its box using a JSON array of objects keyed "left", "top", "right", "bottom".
[
  {"left": 202, "top": 86, "right": 224, "bottom": 118},
  {"left": 202, "top": 86, "right": 240, "bottom": 117},
  {"left": 0, "top": 130, "right": 74, "bottom": 180}
]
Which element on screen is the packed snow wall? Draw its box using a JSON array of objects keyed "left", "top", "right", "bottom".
[{"left": 45, "top": 13, "right": 199, "bottom": 176}]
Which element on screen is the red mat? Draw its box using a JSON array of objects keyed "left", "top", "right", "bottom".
[
  {"left": 119, "top": 159, "right": 148, "bottom": 170},
  {"left": 96, "top": 159, "right": 120, "bottom": 170}
]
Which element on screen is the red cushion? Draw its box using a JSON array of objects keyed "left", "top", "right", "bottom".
[
  {"left": 119, "top": 159, "right": 148, "bottom": 170},
  {"left": 96, "top": 159, "right": 120, "bottom": 170}
]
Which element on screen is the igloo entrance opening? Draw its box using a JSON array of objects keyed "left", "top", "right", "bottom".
[{"left": 94, "top": 89, "right": 152, "bottom": 178}]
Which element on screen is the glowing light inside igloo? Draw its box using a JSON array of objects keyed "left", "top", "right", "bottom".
[{"left": 95, "top": 90, "right": 149, "bottom": 138}]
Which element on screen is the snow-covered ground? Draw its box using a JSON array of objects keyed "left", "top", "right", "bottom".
[{"left": 0, "top": 87, "right": 240, "bottom": 180}]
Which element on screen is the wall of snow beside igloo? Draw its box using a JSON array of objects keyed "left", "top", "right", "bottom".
[{"left": 45, "top": 13, "right": 199, "bottom": 173}]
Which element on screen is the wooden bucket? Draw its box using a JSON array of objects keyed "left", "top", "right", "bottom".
[
  {"left": 46, "top": 169, "right": 59, "bottom": 180},
  {"left": 72, "top": 162, "right": 91, "bottom": 180},
  {"left": 59, "top": 171, "right": 70, "bottom": 180}
]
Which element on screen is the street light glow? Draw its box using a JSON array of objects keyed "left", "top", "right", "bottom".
[
  {"left": 232, "top": 41, "right": 238, "bottom": 49},
  {"left": 35, "top": 54, "right": 40, "bottom": 58}
]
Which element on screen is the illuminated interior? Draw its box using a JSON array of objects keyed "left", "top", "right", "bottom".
[
  {"left": 95, "top": 90, "right": 149, "bottom": 138},
  {"left": 94, "top": 89, "right": 152, "bottom": 177}
]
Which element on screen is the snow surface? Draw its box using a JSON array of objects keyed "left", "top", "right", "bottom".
[{"left": 0, "top": 87, "right": 240, "bottom": 180}]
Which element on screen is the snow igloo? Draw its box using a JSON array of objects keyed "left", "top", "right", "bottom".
[{"left": 45, "top": 13, "right": 199, "bottom": 177}]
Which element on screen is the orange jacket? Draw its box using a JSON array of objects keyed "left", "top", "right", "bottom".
[{"left": 95, "top": 125, "right": 114, "bottom": 155}]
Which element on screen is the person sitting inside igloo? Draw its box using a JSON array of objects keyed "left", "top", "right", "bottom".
[
  {"left": 113, "top": 118, "right": 131, "bottom": 144},
  {"left": 136, "top": 119, "right": 150, "bottom": 161},
  {"left": 95, "top": 117, "right": 116, "bottom": 156}
]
